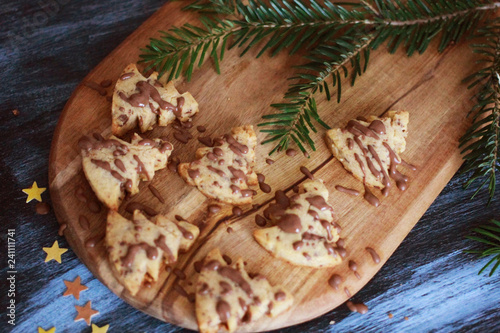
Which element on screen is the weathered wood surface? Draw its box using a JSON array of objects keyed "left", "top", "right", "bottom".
[{"left": 1, "top": 0, "right": 499, "bottom": 332}]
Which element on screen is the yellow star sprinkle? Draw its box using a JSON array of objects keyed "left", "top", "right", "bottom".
[
  {"left": 91, "top": 323, "right": 110, "bottom": 333},
  {"left": 43, "top": 241, "right": 68, "bottom": 263},
  {"left": 38, "top": 327, "right": 56, "bottom": 333},
  {"left": 22, "top": 181, "right": 46, "bottom": 203}
]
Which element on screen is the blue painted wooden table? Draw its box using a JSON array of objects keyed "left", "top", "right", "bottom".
[{"left": 1, "top": 1, "right": 499, "bottom": 332}]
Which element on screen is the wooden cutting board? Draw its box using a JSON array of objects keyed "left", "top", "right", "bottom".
[{"left": 48, "top": 2, "right": 479, "bottom": 331}]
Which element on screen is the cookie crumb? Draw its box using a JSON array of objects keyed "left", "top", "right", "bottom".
[
  {"left": 404, "top": 316, "right": 409, "bottom": 320},
  {"left": 329, "top": 320, "right": 335, "bottom": 325},
  {"left": 388, "top": 312, "right": 393, "bottom": 319},
  {"left": 12, "top": 109, "right": 19, "bottom": 116}
]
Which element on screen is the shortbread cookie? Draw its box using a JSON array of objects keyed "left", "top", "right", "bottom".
[
  {"left": 106, "top": 210, "right": 199, "bottom": 295},
  {"left": 80, "top": 133, "right": 173, "bottom": 210},
  {"left": 112, "top": 63, "right": 199, "bottom": 136},
  {"left": 178, "top": 125, "right": 258, "bottom": 205},
  {"left": 325, "top": 111, "right": 409, "bottom": 192},
  {"left": 196, "top": 248, "right": 293, "bottom": 333},
  {"left": 254, "top": 179, "right": 342, "bottom": 268}
]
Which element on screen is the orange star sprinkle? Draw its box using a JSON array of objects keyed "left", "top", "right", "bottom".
[
  {"left": 63, "top": 276, "right": 88, "bottom": 300},
  {"left": 74, "top": 301, "right": 99, "bottom": 326}
]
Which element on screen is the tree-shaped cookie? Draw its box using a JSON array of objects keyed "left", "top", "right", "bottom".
[
  {"left": 112, "top": 63, "right": 199, "bottom": 136},
  {"left": 254, "top": 179, "right": 342, "bottom": 268},
  {"left": 196, "top": 248, "right": 293, "bottom": 333},
  {"left": 80, "top": 133, "right": 173, "bottom": 210},
  {"left": 106, "top": 210, "right": 199, "bottom": 295},
  {"left": 178, "top": 125, "right": 258, "bottom": 205},
  {"left": 325, "top": 111, "right": 411, "bottom": 195}
]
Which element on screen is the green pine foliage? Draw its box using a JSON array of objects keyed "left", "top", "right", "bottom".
[
  {"left": 259, "top": 31, "right": 374, "bottom": 154},
  {"left": 459, "top": 17, "right": 500, "bottom": 203},
  {"left": 465, "top": 219, "right": 500, "bottom": 276},
  {"left": 139, "top": 0, "right": 500, "bottom": 201}
]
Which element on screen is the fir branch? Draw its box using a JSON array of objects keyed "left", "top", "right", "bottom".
[
  {"left": 182, "top": 0, "right": 238, "bottom": 15},
  {"left": 139, "top": 0, "right": 370, "bottom": 80},
  {"left": 459, "top": 18, "right": 500, "bottom": 203},
  {"left": 259, "top": 32, "right": 374, "bottom": 154},
  {"left": 369, "top": 0, "right": 499, "bottom": 55},
  {"left": 465, "top": 219, "right": 500, "bottom": 276}
]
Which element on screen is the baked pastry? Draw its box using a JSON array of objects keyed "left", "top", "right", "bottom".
[
  {"left": 196, "top": 248, "right": 293, "bottom": 333},
  {"left": 80, "top": 133, "right": 173, "bottom": 210},
  {"left": 325, "top": 111, "right": 409, "bottom": 193},
  {"left": 112, "top": 63, "right": 198, "bottom": 136},
  {"left": 254, "top": 179, "right": 342, "bottom": 267},
  {"left": 106, "top": 210, "right": 199, "bottom": 295},
  {"left": 178, "top": 125, "right": 258, "bottom": 205}
]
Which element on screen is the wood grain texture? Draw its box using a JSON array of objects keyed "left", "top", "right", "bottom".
[
  {"left": 45, "top": 1, "right": 495, "bottom": 332},
  {"left": 2, "top": 0, "right": 499, "bottom": 332}
]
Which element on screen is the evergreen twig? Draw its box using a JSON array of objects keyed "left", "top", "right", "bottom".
[
  {"left": 459, "top": 18, "right": 500, "bottom": 202},
  {"left": 465, "top": 219, "right": 500, "bottom": 276},
  {"left": 259, "top": 32, "right": 374, "bottom": 154}
]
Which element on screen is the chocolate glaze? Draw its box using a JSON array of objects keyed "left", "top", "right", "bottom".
[
  {"left": 79, "top": 215, "right": 90, "bottom": 230},
  {"left": 148, "top": 184, "right": 165, "bottom": 203},
  {"left": 174, "top": 284, "right": 189, "bottom": 297},
  {"left": 194, "top": 260, "right": 203, "bottom": 273},
  {"left": 120, "top": 72, "right": 135, "bottom": 80},
  {"left": 173, "top": 268, "right": 186, "bottom": 280},
  {"left": 85, "top": 236, "right": 103, "bottom": 249},
  {"left": 328, "top": 274, "right": 342, "bottom": 290},
  {"left": 366, "top": 247, "right": 381, "bottom": 264},
  {"left": 207, "top": 166, "right": 225, "bottom": 177},
  {"left": 275, "top": 291, "right": 286, "bottom": 301},
  {"left": 176, "top": 223, "right": 194, "bottom": 240},
  {"left": 368, "top": 120, "right": 386, "bottom": 135},
  {"left": 232, "top": 207, "right": 243, "bottom": 216},
  {"left": 203, "top": 260, "right": 221, "bottom": 271},
  {"left": 216, "top": 300, "right": 231, "bottom": 322},
  {"left": 84, "top": 81, "right": 107, "bottom": 96},
  {"left": 335, "top": 185, "right": 360, "bottom": 196},
  {"left": 222, "top": 254, "right": 232, "bottom": 265},
  {"left": 120, "top": 80, "right": 176, "bottom": 111},
  {"left": 100, "top": 79, "right": 112, "bottom": 88},
  {"left": 125, "top": 202, "right": 158, "bottom": 216},
  {"left": 188, "top": 168, "right": 200, "bottom": 179},
  {"left": 198, "top": 136, "right": 213, "bottom": 147},
  {"left": 346, "top": 301, "right": 369, "bottom": 314},
  {"left": 224, "top": 134, "right": 248, "bottom": 155},
  {"left": 255, "top": 214, "right": 267, "bottom": 227},
  {"left": 218, "top": 266, "right": 253, "bottom": 296},
  {"left": 36, "top": 202, "right": 50, "bottom": 215},
  {"left": 208, "top": 204, "right": 221, "bottom": 214},
  {"left": 219, "top": 281, "right": 232, "bottom": 295},
  {"left": 363, "top": 185, "right": 380, "bottom": 207},
  {"left": 346, "top": 120, "right": 379, "bottom": 139},
  {"left": 347, "top": 138, "right": 354, "bottom": 150},
  {"left": 58, "top": 223, "right": 67, "bottom": 236},
  {"left": 277, "top": 214, "right": 301, "bottom": 233},
  {"left": 240, "top": 189, "right": 256, "bottom": 197},
  {"left": 293, "top": 241, "right": 303, "bottom": 251},
  {"left": 174, "top": 130, "right": 192, "bottom": 144},
  {"left": 306, "top": 196, "right": 332, "bottom": 211},
  {"left": 155, "top": 235, "right": 175, "bottom": 263},
  {"left": 168, "top": 157, "right": 180, "bottom": 173},
  {"left": 300, "top": 166, "right": 314, "bottom": 180},
  {"left": 121, "top": 242, "right": 158, "bottom": 267}
]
